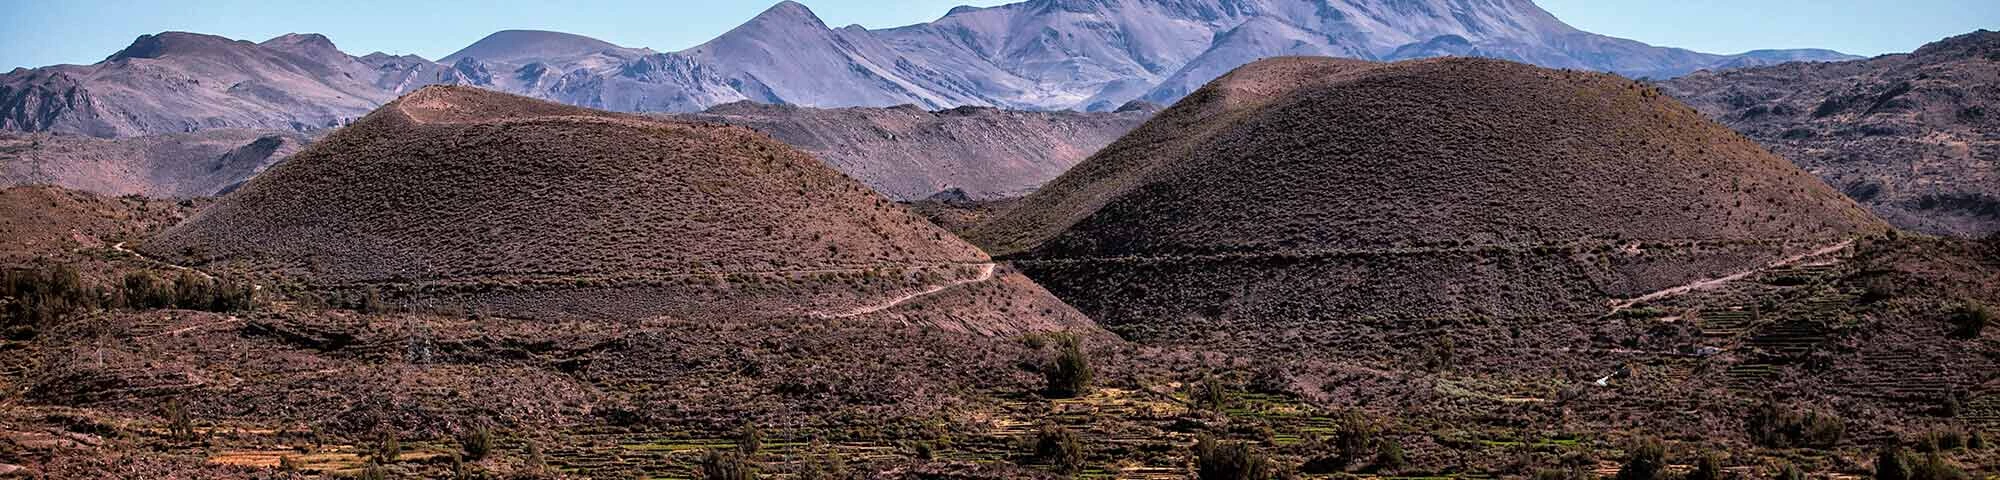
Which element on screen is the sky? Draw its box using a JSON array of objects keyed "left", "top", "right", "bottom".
[{"left": 3, "top": 0, "right": 1995, "bottom": 70}]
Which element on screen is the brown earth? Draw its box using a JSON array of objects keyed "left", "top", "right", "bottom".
[
  {"left": 674, "top": 101, "right": 1157, "bottom": 201},
  {"left": 0, "top": 129, "right": 308, "bottom": 198},
  {"left": 3, "top": 186, "right": 1995, "bottom": 479},
  {"left": 140, "top": 86, "right": 1089, "bottom": 333},
  {"left": 974, "top": 56, "right": 1890, "bottom": 331},
  {"left": 1660, "top": 30, "right": 2000, "bottom": 238}
]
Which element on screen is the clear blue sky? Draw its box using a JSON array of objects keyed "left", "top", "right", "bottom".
[{"left": 3, "top": 0, "right": 1994, "bottom": 70}]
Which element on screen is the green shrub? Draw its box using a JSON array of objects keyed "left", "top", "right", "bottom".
[
  {"left": 1033, "top": 425, "right": 1086, "bottom": 475},
  {"left": 1917, "top": 428, "right": 1967, "bottom": 452},
  {"left": 1616, "top": 437, "right": 1667, "bottom": 480},
  {"left": 3, "top": 266, "right": 94, "bottom": 336},
  {"left": 121, "top": 270, "right": 254, "bottom": 313},
  {"left": 359, "top": 287, "right": 385, "bottom": 314},
  {"left": 737, "top": 421, "right": 763, "bottom": 455},
  {"left": 163, "top": 399, "right": 194, "bottom": 441},
  {"left": 459, "top": 426, "right": 493, "bottom": 460},
  {"left": 1195, "top": 434, "right": 1275, "bottom": 480},
  {"left": 1373, "top": 437, "right": 1407, "bottom": 473},
  {"left": 1747, "top": 401, "right": 1844, "bottom": 449},
  {"left": 1910, "top": 452, "right": 1969, "bottom": 480},
  {"left": 700, "top": 450, "right": 759, "bottom": 480},
  {"left": 123, "top": 271, "right": 173, "bottom": 309},
  {"left": 1687, "top": 451, "right": 1725, "bottom": 480},
  {"left": 1773, "top": 462, "right": 1805, "bottom": 480},
  {"left": 1948, "top": 301, "right": 1990, "bottom": 339},
  {"left": 373, "top": 430, "right": 401, "bottom": 463},
  {"left": 1196, "top": 376, "right": 1229, "bottom": 411},
  {"left": 525, "top": 439, "right": 547, "bottom": 474},
  {"left": 1876, "top": 445, "right": 1915, "bottom": 480},
  {"left": 1044, "top": 333, "right": 1092, "bottom": 398}
]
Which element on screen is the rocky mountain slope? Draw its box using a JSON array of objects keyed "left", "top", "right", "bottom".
[
  {"left": 144, "top": 86, "right": 1090, "bottom": 334},
  {"left": 676, "top": 100, "right": 1157, "bottom": 200},
  {"left": 1660, "top": 30, "right": 2000, "bottom": 237},
  {"left": 0, "top": 129, "right": 308, "bottom": 198},
  {"left": 973, "top": 56, "right": 1888, "bottom": 332},
  {"left": 0, "top": 32, "right": 399, "bottom": 137},
  {"left": 1, "top": 0, "right": 1856, "bottom": 139}
]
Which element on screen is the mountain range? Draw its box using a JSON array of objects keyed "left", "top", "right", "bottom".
[{"left": 0, "top": 0, "right": 1858, "bottom": 138}]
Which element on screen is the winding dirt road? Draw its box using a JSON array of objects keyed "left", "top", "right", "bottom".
[
  {"left": 1603, "top": 239, "right": 1854, "bottom": 316},
  {"left": 110, "top": 242, "right": 214, "bottom": 281},
  {"left": 814, "top": 263, "right": 997, "bottom": 319}
]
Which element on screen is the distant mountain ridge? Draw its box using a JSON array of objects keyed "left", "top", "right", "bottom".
[
  {"left": 1, "top": 0, "right": 1860, "bottom": 138},
  {"left": 1660, "top": 29, "right": 2000, "bottom": 237}
]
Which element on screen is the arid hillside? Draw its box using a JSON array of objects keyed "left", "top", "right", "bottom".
[
  {"left": 0, "top": 186, "right": 195, "bottom": 267},
  {"left": 976, "top": 56, "right": 1889, "bottom": 330},
  {"left": 1661, "top": 30, "right": 2000, "bottom": 237},
  {"left": 0, "top": 130, "right": 308, "bottom": 198},
  {"left": 141, "top": 86, "right": 1088, "bottom": 333},
  {"left": 675, "top": 101, "right": 1156, "bottom": 200}
]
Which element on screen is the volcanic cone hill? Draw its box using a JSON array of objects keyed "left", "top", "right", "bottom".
[
  {"left": 143, "top": 86, "right": 1089, "bottom": 334},
  {"left": 972, "top": 57, "right": 1889, "bottom": 335}
]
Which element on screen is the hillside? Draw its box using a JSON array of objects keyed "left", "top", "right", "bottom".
[
  {"left": 0, "top": 129, "right": 308, "bottom": 198},
  {"left": 142, "top": 86, "right": 1089, "bottom": 333},
  {"left": 1661, "top": 29, "right": 2000, "bottom": 237},
  {"left": 975, "top": 57, "right": 1888, "bottom": 330},
  {"left": 677, "top": 101, "right": 1156, "bottom": 200}
]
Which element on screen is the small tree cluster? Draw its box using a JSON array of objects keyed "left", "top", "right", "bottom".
[
  {"left": 1033, "top": 424, "right": 1086, "bottom": 475},
  {"left": 163, "top": 399, "right": 195, "bottom": 441},
  {"left": 737, "top": 421, "right": 764, "bottom": 456},
  {"left": 1686, "top": 451, "right": 1725, "bottom": 480},
  {"left": 1876, "top": 445, "right": 1971, "bottom": 480},
  {"left": 1948, "top": 301, "right": 1991, "bottom": 339},
  {"left": 2, "top": 266, "right": 92, "bottom": 338},
  {"left": 701, "top": 450, "right": 759, "bottom": 480},
  {"left": 459, "top": 426, "right": 493, "bottom": 461},
  {"left": 1195, "top": 435, "right": 1276, "bottom": 480},
  {"left": 1303, "top": 411, "right": 1401, "bottom": 473},
  {"left": 122, "top": 271, "right": 255, "bottom": 312},
  {"left": 1747, "top": 401, "right": 1844, "bottom": 449},
  {"left": 1044, "top": 333, "right": 1093, "bottom": 398},
  {"left": 1615, "top": 437, "right": 1668, "bottom": 480}
]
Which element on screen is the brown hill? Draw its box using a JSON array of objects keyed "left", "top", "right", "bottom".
[
  {"left": 0, "top": 129, "right": 308, "bottom": 198},
  {"left": 1660, "top": 30, "right": 2000, "bottom": 237},
  {"left": 0, "top": 185, "right": 193, "bottom": 267},
  {"left": 143, "top": 86, "right": 1088, "bottom": 334},
  {"left": 974, "top": 57, "right": 1888, "bottom": 333},
  {"left": 674, "top": 101, "right": 1155, "bottom": 200}
]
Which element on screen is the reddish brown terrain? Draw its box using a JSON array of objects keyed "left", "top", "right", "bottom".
[
  {"left": 1661, "top": 30, "right": 2000, "bottom": 237},
  {"left": 142, "top": 86, "right": 1086, "bottom": 333},
  {"left": 0, "top": 129, "right": 308, "bottom": 198},
  {"left": 0, "top": 54, "right": 1993, "bottom": 480},
  {"left": 674, "top": 101, "right": 1156, "bottom": 200},
  {"left": 976, "top": 56, "right": 1887, "bottom": 327}
]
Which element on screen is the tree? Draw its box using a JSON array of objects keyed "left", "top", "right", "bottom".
[
  {"left": 1616, "top": 437, "right": 1667, "bottom": 480},
  {"left": 1195, "top": 435, "right": 1275, "bottom": 480},
  {"left": 1044, "top": 333, "right": 1093, "bottom": 398},
  {"left": 1033, "top": 425, "right": 1086, "bottom": 475},
  {"left": 700, "top": 450, "right": 758, "bottom": 480},
  {"left": 1687, "top": 451, "right": 1724, "bottom": 480},
  {"left": 1875, "top": 445, "right": 1914, "bottom": 480}
]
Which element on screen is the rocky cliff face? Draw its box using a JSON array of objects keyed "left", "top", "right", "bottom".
[
  {"left": 1, "top": 0, "right": 1859, "bottom": 139},
  {"left": 1660, "top": 30, "right": 2000, "bottom": 237}
]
